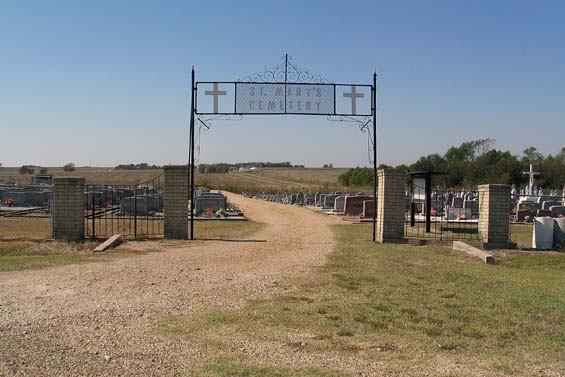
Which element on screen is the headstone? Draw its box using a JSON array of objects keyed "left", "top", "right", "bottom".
[
  {"left": 145, "top": 194, "right": 164, "bottom": 211},
  {"left": 344, "top": 196, "right": 372, "bottom": 216},
  {"left": 451, "top": 197, "right": 463, "bottom": 208},
  {"left": 516, "top": 209, "right": 535, "bottom": 222},
  {"left": 25, "top": 191, "right": 49, "bottom": 206},
  {"left": 290, "top": 193, "right": 297, "bottom": 205},
  {"left": 362, "top": 200, "right": 374, "bottom": 218},
  {"left": 550, "top": 205, "right": 565, "bottom": 218},
  {"left": 1, "top": 191, "right": 28, "bottom": 206},
  {"left": 194, "top": 195, "right": 226, "bottom": 213},
  {"left": 533, "top": 217, "right": 554, "bottom": 250},
  {"left": 120, "top": 196, "right": 149, "bottom": 215},
  {"left": 324, "top": 194, "right": 337, "bottom": 209},
  {"left": 517, "top": 201, "right": 535, "bottom": 211},
  {"left": 554, "top": 218, "right": 565, "bottom": 250},
  {"left": 314, "top": 192, "right": 322, "bottom": 205},
  {"left": 542, "top": 201, "right": 561, "bottom": 210},
  {"left": 334, "top": 196, "right": 346, "bottom": 212},
  {"left": 431, "top": 198, "right": 443, "bottom": 212},
  {"left": 463, "top": 199, "right": 479, "bottom": 216},
  {"left": 85, "top": 191, "right": 105, "bottom": 208},
  {"left": 113, "top": 188, "right": 134, "bottom": 201},
  {"left": 296, "top": 191, "right": 305, "bottom": 205},
  {"left": 447, "top": 208, "right": 472, "bottom": 220}
]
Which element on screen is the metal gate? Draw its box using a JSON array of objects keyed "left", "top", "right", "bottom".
[
  {"left": 405, "top": 183, "right": 480, "bottom": 241},
  {"left": 84, "top": 175, "right": 164, "bottom": 239}
]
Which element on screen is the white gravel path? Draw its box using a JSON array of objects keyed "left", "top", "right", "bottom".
[{"left": 0, "top": 193, "right": 341, "bottom": 376}]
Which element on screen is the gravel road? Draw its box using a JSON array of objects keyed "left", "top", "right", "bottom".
[{"left": 0, "top": 193, "right": 341, "bottom": 376}]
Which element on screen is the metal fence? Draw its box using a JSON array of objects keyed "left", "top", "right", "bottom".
[
  {"left": 405, "top": 186, "right": 481, "bottom": 241},
  {"left": 84, "top": 175, "right": 164, "bottom": 239}
]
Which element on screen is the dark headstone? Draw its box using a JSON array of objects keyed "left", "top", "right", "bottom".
[{"left": 344, "top": 196, "right": 372, "bottom": 216}]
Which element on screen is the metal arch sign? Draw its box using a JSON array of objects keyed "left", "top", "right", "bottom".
[
  {"left": 188, "top": 55, "right": 378, "bottom": 242},
  {"left": 195, "top": 81, "right": 372, "bottom": 116}
]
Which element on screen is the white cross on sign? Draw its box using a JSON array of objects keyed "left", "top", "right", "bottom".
[
  {"left": 205, "top": 83, "right": 227, "bottom": 113},
  {"left": 343, "top": 85, "right": 364, "bottom": 115}
]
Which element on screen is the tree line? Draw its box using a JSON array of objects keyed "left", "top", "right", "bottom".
[
  {"left": 339, "top": 139, "right": 565, "bottom": 189},
  {"left": 114, "top": 163, "right": 161, "bottom": 170}
]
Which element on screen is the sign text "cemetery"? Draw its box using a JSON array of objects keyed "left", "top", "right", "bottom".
[
  {"left": 236, "top": 83, "right": 333, "bottom": 115},
  {"left": 195, "top": 82, "right": 372, "bottom": 116}
]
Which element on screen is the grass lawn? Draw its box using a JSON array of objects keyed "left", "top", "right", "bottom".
[
  {"left": 0, "top": 217, "right": 52, "bottom": 240},
  {"left": 0, "top": 241, "right": 102, "bottom": 272},
  {"left": 157, "top": 223, "right": 565, "bottom": 376},
  {"left": 177, "top": 359, "right": 346, "bottom": 377},
  {"left": 0, "top": 221, "right": 264, "bottom": 272}
]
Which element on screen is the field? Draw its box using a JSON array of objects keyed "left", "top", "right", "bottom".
[{"left": 0, "top": 166, "right": 366, "bottom": 193}]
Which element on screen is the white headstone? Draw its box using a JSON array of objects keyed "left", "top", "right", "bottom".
[{"left": 532, "top": 217, "right": 554, "bottom": 250}]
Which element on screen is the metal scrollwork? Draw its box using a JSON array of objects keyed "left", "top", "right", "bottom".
[{"left": 239, "top": 54, "right": 332, "bottom": 84}]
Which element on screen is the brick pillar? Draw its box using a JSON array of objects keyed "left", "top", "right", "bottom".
[
  {"left": 52, "top": 177, "right": 85, "bottom": 241},
  {"left": 164, "top": 165, "right": 188, "bottom": 239},
  {"left": 376, "top": 169, "right": 405, "bottom": 243},
  {"left": 478, "top": 184, "right": 511, "bottom": 248}
]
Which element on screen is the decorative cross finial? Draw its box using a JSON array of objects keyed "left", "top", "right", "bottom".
[
  {"left": 204, "top": 83, "right": 227, "bottom": 113},
  {"left": 343, "top": 85, "right": 364, "bottom": 115},
  {"left": 522, "top": 164, "right": 540, "bottom": 196}
]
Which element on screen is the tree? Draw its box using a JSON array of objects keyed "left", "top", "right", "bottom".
[
  {"left": 338, "top": 167, "right": 374, "bottom": 187},
  {"left": 522, "top": 146, "right": 543, "bottom": 165},
  {"left": 19, "top": 165, "right": 34, "bottom": 174},
  {"left": 63, "top": 163, "right": 76, "bottom": 172}
]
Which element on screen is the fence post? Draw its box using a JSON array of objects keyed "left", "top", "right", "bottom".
[
  {"left": 376, "top": 169, "right": 406, "bottom": 243},
  {"left": 52, "top": 177, "right": 85, "bottom": 241},
  {"left": 164, "top": 165, "right": 189, "bottom": 239},
  {"left": 478, "top": 184, "right": 512, "bottom": 249}
]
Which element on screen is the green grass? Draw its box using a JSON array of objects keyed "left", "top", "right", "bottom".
[
  {"left": 0, "top": 241, "right": 101, "bottom": 272},
  {"left": 157, "top": 223, "right": 565, "bottom": 375},
  {"left": 510, "top": 223, "right": 534, "bottom": 249}
]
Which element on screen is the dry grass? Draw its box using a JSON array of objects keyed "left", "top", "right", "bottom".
[
  {"left": 0, "top": 166, "right": 367, "bottom": 192},
  {"left": 177, "top": 358, "right": 347, "bottom": 377},
  {"left": 0, "top": 241, "right": 102, "bottom": 272},
  {"left": 0, "top": 217, "right": 51, "bottom": 240},
  {"left": 0, "top": 218, "right": 263, "bottom": 273},
  {"left": 158, "top": 223, "right": 565, "bottom": 376},
  {"left": 0, "top": 167, "right": 163, "bottom": 185}
]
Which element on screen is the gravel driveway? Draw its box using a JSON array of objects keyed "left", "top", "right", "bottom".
[{"left": 0, "top": 193, "right": 338, "bottom": 376}]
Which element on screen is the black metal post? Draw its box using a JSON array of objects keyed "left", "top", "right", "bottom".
[
  {"left": 189, "top": 67, "right": 196, "bottom": 240},
  {"left": 425, "top": 173, "right": 432, "bottom": 233},
  {"left": 372, "top": 72, "right": 377, "bottom": 242},
  {"left": 284, "top": 53, "right": 288, "bottom": 114},
  {"left": 134, "top": 194, "right": 137, "bottom": 238},
  {"left": 91, "top": 193, "right": 95, "bottom": 240}
]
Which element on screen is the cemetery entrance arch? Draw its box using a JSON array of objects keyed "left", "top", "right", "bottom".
[{"left": 190, "top": 55, "right": 378, "bottom": 240}]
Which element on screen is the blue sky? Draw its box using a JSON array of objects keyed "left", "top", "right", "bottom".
[{"left": 1, "top": 0, "right": 563, "bottom": 167}]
